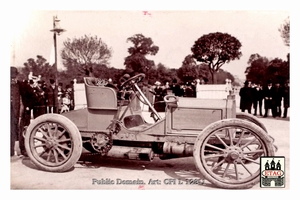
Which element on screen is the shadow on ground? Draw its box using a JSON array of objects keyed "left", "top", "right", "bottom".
[
  {"left": 77, "top": 154, "right": 216, "bottom": 188},
  {"left": 21, "top": 157, "right": 76, "bottom": 172}
]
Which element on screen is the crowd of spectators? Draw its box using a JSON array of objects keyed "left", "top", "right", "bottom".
[
  {"left": 239, "top": 79, "right": 290, "bottom": 118},
  {"left": 140, "top": 78, "right": 198, "bottom": 112},
  {"left": 105, "top": 75, "right": 199, "bottom": 112},
  {"left": 10, "top": 67, "right": 75, "bottom": 157}
]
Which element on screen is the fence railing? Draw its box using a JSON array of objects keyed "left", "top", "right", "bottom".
[{"left": 196, "top": 84, "right": 232, "bottom": 99}]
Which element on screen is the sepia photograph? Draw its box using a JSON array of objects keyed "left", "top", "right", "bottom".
[{"left": 5, "top": 0, "right": 296, "bottom": 196}]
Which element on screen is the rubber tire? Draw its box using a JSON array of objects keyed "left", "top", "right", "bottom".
[
  {"left": 236, "top": 112, "right": 267, "bottom": 132},
  {"left": 193, "top": 118, "right": 275, "bottom": 189},
  {"left": 25, "top": 114, "right": 82, "bottom": 172},
  {"left": 236, "top": 111, "right": 275, "bottom": 151}
]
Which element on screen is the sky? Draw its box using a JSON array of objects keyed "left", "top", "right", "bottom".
[{"left": 9, "top": 9, "right": 290, "bottom": 80}]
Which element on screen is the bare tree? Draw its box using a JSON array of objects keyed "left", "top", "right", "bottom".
[
  {"left": 278, "top": 17, "right": 290, "bottom": 47},
  {"left": 61, "top": 35, "right": 112, "bottom": 77}
]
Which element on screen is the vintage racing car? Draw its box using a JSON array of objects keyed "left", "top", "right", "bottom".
[{"left": 24, "top": 73, "right": 277, "bottom": 189}]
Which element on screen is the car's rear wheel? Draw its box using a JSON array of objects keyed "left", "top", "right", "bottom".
[
  {"left": 236, "top": 112, "right": 267, "bottom": 132},
  {"left": 25, "top": 114, "right": 82, "bottom": 172},
  {"left": 193, "top": 119, "right": 274, "bottom": 189}
]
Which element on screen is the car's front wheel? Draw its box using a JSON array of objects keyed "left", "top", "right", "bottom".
[{"left": 25, "top": 114, "right": 82, "bottom": 172}]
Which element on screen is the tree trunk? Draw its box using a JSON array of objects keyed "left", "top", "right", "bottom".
[
  {"left": 210, "top": 70, "right": 215, "bottom": 84},
  {"left": 88, "top": 71, "right": 94, "bottom": 77}
]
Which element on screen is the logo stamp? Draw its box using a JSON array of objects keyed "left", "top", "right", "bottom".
[{"left": 260, "top": 156, "right": 285, "bottom": 188}]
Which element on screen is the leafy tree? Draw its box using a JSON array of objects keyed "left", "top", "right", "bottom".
[
  {"left": 156, "top": 63, "right": 174, "bottom": 84},
  {"left": 245, "top": 54, "right": 269, "bottom": 84},
  {"left": 177, "top": 55, "right": 202, "bottom": 82},
  {"left": 124, "top": 34, "right": 159, "bottom": 74},
  {"left": 93, "top": 65, "right": 124, "bottom": 82},
  {"left": 22, "top": 55, "right": 55, "bottom": 81},
  {"left": 191, "top": 32, "right": 242, "bottom": 83},
  {"left": 61, "top": 35, "right": 112, "bottom": 77},
  {"left": 168, "top": 68, "right": 179, "bottom": 83},
  {"left": 267, "top": 58, "right": 289, "bottom": 84},
  {"left": 145, "top": 66, "right": 157, "bottom": 85},
  {"left": 245, "top": 54, "right": 289, "bottom": 85},
  {"left": 214, "top": 68, "right": 235, "bottom": 84},
  {"left": 145, "top": 63, "right": 171, "bottom": 85},
  {"left": 62, "top": 63, "right": 125, "bottom": 84},
  {"left": 177, "top": 54, "right": 233, "bottom": 84},
  {"left": 279, "top": 17, "right": 290, "bottom": 47}
]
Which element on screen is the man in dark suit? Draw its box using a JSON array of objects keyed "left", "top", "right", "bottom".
[
  {"left": 153, "top": 81, "right": 166, "bottom": 112},
  {"left": 239, "top": 80, "right": 253, "bottom": 113},
  {"left": 47, "top": 79, "right": 58, "bottom": 113},
  {"left": 252, "top": 82, "right": 264, "bottom": 116},
  {"left": 263, "top": 80, "right": 275, "bottom": 117},
  {"left": 19, "top": 79, "right": 37, "bottom": 156},
  {"left": 170, "top": 79, "right": 183, "bottom": 97},
  {"left": 282, "top": 80, "right": 290, "bottom": 118},
  {"left": 10, "top": 67, "right": 21, "bottom": 157},
  {"left": 272, "top": 82, "right": 283, "bottom": 118},
  {"left": 33, "top": 80, "right": 47, "bottom": 118}
]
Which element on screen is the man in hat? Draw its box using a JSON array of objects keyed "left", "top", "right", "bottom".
[
  {"left": 252, "top": 82, "right": 264, "bottom": 116},
  {"left": 47, "top": 79, "right": 58, "bottom": 113},
  {"left": 19, "top": 78, "right": 37, "bottom": 156},
  {"left": 153, "top": 81, "right": 166, "bottom": 112},
  {"left": 282, "top": 80, "right": 290, "bottom": 118},
  {"left": 170, "top": 78, "right": 183, "bottom": 97},
  {"left": 239, "top": 80, "right": 253, "bottom": 113},
  {"left": 118, "top": 74, "right": 133, "bottom": 100},
  {"left": 33, "top": 80, "right": 47, "bottom": 117},
  {"left": 184, "top": 81, "right": 195, "bottom": 97},
  {"left": 57, "top": 82, "right": 64, "bottom": 113},
  {"left": 272, "top": 81, "right": 283, "bottom": 118},
  {"left": 69, "top": 80, "right": 75, "bottom": 111},
  {"left": 10, "top": 67, "right": 21, "bottom": 156},
  {"left": 263, "top": 80, "right": 275, "bottom": 117}
]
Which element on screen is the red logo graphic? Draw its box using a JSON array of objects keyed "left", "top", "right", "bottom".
[
  {"left": 262, "top": 170, "right": 284, "bottom": 177},
  {"left": 138, "top": 185, "right": 145, "bottom": 190}
]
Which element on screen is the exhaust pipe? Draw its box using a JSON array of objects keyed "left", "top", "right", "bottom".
[
  {"left": 106, "top": 146, "right": 154, "bottom": 161},
  {"left": 163, "top": 142, "right": 193, "bottom": 156}
]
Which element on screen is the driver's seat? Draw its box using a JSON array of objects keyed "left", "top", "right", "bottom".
[{"left": 84, "top": 77, "right": 118, "bottom": 110}]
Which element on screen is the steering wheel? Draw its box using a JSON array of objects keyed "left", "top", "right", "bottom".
[
  {"left": 164, "top": 94, "right": 179, "bottom": 104},
  {"left": 120, "top": 73, "right": 145, "bottom": 89}
]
